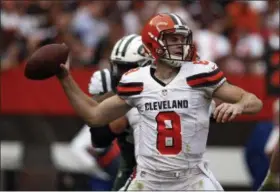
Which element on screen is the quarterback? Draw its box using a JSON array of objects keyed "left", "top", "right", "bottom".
[
  {"left": 56, "top": 13, "right": 263, "bottom": 190},
  {"left": 87, "top": 34, "right": 216, "bottom": 191}
]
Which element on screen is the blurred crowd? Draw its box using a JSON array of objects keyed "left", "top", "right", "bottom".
[{"left": 1, "top": 0, "right": 279, "bottom": 74}]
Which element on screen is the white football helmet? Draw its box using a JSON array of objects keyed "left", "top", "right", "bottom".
[{"left": 110, "top": 34, "right": 153, "bottom": 89}]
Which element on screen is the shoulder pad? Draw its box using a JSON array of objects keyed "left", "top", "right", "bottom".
[
  {"left": 117, "top": 67, "right": 143, "bottom": 96},
  {"left": 191, "top": 60, "right": 218, "bottom": 73},
  {"left": 186, "top": 61, "right": 225, "bottom": 87},
  {"left": 88, "top": 69, "right": 111, "bottom": 95}
]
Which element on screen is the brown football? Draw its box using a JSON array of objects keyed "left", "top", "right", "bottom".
[{"left": 24, "top": 43, "right": 69, "bottom": 80}]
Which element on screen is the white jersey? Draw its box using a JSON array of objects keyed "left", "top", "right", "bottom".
[{"left": 117, "top": 61, "right": 226, "bottom": 171}]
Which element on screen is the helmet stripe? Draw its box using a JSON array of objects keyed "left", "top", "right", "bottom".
[
  {"left": 100, "top": 69, "right": 108, "bottom": 93},
  {"left": 168, "top": 13, "right": 179, "bottom": 25},
  {"left": 170, "top": 13, "right": 182, "bottom": 25},
  {"left": 115, "top": 37, "right": 126, "bottom": 56},
  {"left": 174, "top": 14, "right": 187, "bottom": 25},
  {"left": 121, "top": 35, "right": 138, "bottom": 57},
  {"left": 169, "top": 13, "right": 187, "bottom": 26}
]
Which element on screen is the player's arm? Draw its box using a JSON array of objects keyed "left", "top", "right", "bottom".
[
  {"left": 189, "top": 61, "right": 262, "bottom": 123},
  {"left": 90, "top": 116, "right": 128, "bottom": 147},
  {"left": 213, "top": 81, "right": 263, "bottom": 122},
  {"left": 57, "top": 58, "right": 131, "bottom": 126},
  {"left": 214, "top": 81, "right": 263, "bottom": 113},
  {"left": 59, "top": 74, "right": 131, "bottom": 126},
  {"left": 93, "top": 92, "right": 115, "bottom": 103},
  {"left": 88, "top": 98, "right": 127, "bottom": 148}
]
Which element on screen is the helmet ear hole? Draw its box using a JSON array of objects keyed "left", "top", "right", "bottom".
[{"left": 156, "top": 48, "right": 164, "bottom": 56}]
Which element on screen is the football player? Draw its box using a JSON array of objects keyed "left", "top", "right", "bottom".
[
  {"left": 56, "top": 13, "right": 263, "bottom": 191},
  {"left": 87, "top": 34, "right": 217, "bottom": 191},
  {"left": 77, "top": 34, "right": 153, "bottom": 191}
]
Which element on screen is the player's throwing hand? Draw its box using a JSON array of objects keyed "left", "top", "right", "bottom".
[
  {"left": 213, "top": 103, "right": 244, "bottom": 123},
  {"left": 57, "top": 54, "right": 71, "bottom": 79}
]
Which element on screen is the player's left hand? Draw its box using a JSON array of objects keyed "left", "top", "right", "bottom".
[{"left": 213, "top": 103, "right": 244, "bottom": 123}]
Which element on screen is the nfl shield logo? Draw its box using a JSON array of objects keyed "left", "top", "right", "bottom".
[{"left": 162, "top": 89, "right": 167, "bottom": 96}]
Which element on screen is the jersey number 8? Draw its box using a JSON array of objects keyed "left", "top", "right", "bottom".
[{"left": 156, "top": 111, "right": 182, "bottom": 155}]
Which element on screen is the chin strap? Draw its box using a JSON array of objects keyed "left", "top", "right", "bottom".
[{"left": 159, "top": 58, "right": 184, "bottom": 68}]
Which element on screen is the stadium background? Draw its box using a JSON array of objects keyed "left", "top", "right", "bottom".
[{"left": 0, "top": 0, "right": 279, "bottom": 191}]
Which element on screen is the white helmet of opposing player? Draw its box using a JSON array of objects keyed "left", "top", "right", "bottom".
[
  {"left": 110, "top": 34, "right": 152, "bottom": 65},
  {"left": 110, "top": 34, "right": 153, "bottom": 90}
]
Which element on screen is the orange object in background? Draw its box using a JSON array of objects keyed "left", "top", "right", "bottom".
[{"left": 226, "top": 2, "right": 261, "bottom": 33}]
